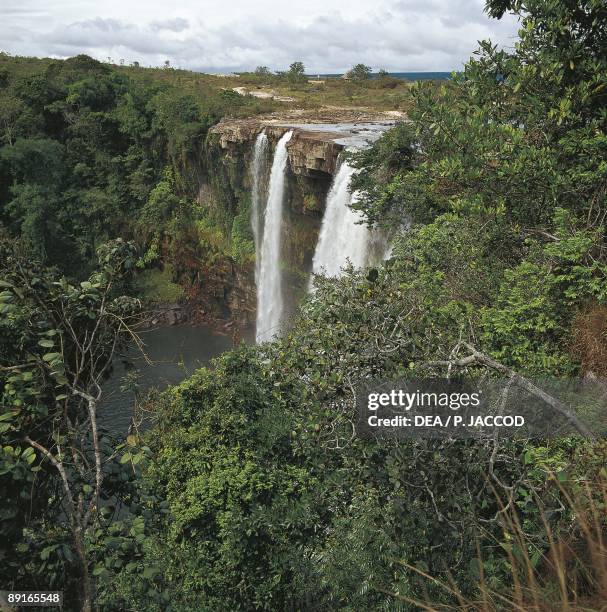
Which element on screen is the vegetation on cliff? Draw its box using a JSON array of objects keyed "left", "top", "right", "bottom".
[{"left": 0, "top": 52, "right": 263, "bottom": 316}]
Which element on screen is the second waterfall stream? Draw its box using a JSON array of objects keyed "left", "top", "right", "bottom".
[
  {"left": 255, "top": 130, "right": 293, "bottom": 343},
  {"left": 311, "top": 154, "right": 372, "bottom": 282}
]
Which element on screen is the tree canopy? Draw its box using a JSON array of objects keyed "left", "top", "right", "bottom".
[
  {"left": 346, "top": 63, "right": 372, "bottom": 80},
  {"left": 2, "top": 1, "right": 607, "bottom": 608}
]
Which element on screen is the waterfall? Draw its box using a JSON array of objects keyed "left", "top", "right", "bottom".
[
  {"left": 310, "top": 157, "right": 371, "bottom": 282},
  {"left": 250, "top": 131, "right": 268, "bottom": 283},
  {"left": 256, "top": 130, "right": 293, "bottom": 343}
]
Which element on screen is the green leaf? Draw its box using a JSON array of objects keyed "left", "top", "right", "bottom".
[
  {"left": 142, "top": 566, "right": 160, "bottom": 580},
  {"left": 40, "top": 545, "right": 57, "bottom": 560},
  {"left": 38, "top": 339, "right": 55, "bottom": 348}
]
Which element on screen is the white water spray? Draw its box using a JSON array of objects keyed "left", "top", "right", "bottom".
[
  {"left": 310, "top": 157, "right": 371, "bottom": 282},
  {"left": 250, "top": 131, "right": 268, "bottom": 282},
  {"left": 256, "top": 130, "right": 293, "bottom": 343}
]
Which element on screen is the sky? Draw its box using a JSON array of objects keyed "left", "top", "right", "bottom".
[{"left": 0, "top": 0, "right": 520, "bottom": 74}]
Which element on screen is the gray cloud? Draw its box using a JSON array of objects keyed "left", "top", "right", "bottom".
[
  {"left": 0, "top": 0, "right": 519, "bottom": 73},
  {"left": 150, "top": 18, "right": 189, "bottom": 32}
]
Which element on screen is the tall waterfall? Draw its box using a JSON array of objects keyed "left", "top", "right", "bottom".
[
  {"left": 250, "top": 131, "right": 269, "bottom": 283},
  {"left": 256, "top": 130, "right": 293, "bottom": 343},
  {"left": 310, "top": 157, "right": 371, "bottom": 281}
]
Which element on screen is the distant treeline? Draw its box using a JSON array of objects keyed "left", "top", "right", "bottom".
[{"left": 310, "top": 71, "right": 456, "bottom": 80}]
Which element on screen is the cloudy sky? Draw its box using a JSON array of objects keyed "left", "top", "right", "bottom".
[{"left": 1, "top": 0, "right": 519, "bottom": 73}]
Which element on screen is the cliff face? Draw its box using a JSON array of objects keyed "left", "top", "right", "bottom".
[
  {"left": 209, "top": 120, "right": 345, "bottom": 179},
  {"left": 196, "top": 119, "right": 347, "bottom": 326},
  {"left": 287, "top": 131, "right": 343, "bottom": 177},
  {"left": 196, "top": 119, "right": 388, "bottom": 327}
]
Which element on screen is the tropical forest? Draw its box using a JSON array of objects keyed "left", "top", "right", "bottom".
[{"left": 1, "top": 0, "right": 607, "bottom": 610}]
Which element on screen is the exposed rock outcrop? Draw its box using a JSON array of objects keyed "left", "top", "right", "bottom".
[
  {"left": 286, "top": 131, "right": 343, "bottom": 177},
  {"left": 200, "top": 118, "right": 392, "bottom": 327},
  {"left": 210, "top": 120, "right": 263, "bottom": 150},
  {"left": 209, "top": 120, "right": 344, "bottom": 178}
]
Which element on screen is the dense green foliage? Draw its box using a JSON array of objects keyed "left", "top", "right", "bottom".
[
  {"left": 0, "top": 53, "right": 258, "bottom": 288},
  {"left": 1, "top": 0, "right": 607, "bottom": 609},
  {"left": 0, "top": 237, "right": 144, "bottom": 607},
  {"left": 346, "top": 64, "right": 372, "bottom": 80},
  {"left": 348, "top": 0, "right": 607, "bottom": 375},
  {"left": 90, "top": 1, "right": 607, "bottom": 609},
  {"left": 287, "top": 61, "right": 307, "bottom": 84}
]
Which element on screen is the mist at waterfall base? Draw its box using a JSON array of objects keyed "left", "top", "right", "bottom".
[{"left": 255, "top": 130, "right": 293, "bottom": 343}]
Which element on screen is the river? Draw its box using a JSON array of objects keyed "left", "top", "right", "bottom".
[{"left": 98, "top": 325, "right": 249, "bottom": 435}]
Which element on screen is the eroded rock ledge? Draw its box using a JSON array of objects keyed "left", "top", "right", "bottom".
[
  {"left": 209, "top": 118, "right": 391, "bottom": 178},
  {"left": 201, "top": 117, "right": 393, "bottom": 326}
]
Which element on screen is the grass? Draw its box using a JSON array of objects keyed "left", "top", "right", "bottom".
[
  {"left": 226, "top": 73, "right": 415, "bottom": 113},
  {"left": 384, "top": 464, "right": 607, "bottom": 611},
  {"left": 115, "top": 66, "right": 415, "bottom": 115},
  {"left": 1, "top": 51, "right": 415, "bottom": 116}
]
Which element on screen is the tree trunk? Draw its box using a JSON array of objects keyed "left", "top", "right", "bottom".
[{"left": 74, "top": 528, "right": 93, "bottom": 612}]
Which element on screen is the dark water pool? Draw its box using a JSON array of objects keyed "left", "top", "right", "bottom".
[{"left": 98, "top": 325, "right": 247, "bottom": 436}]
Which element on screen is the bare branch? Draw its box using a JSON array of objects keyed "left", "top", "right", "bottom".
[
  {"left": 422, "top": 342, "right": 594, "bottom": 438},
  {"left": 25, "top": 436, "right": 75, "bottom": 524}
]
